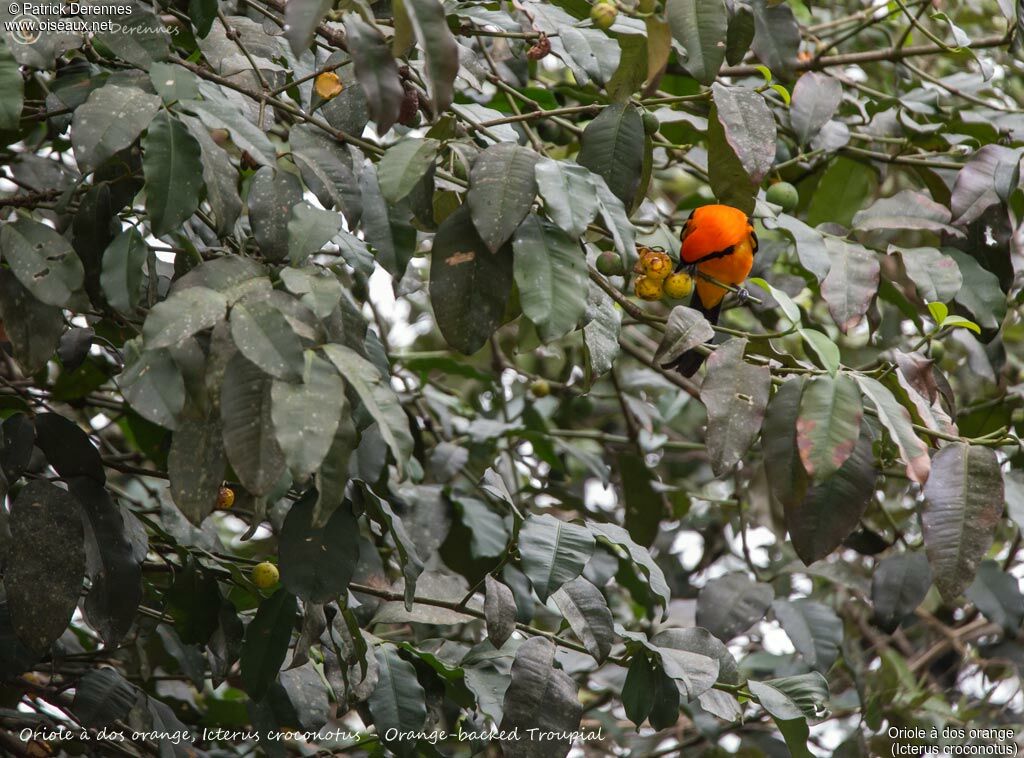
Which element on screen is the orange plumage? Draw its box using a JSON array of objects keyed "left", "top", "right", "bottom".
[{"left": 669, "top": 204, "right": 758, "bottom": 376}]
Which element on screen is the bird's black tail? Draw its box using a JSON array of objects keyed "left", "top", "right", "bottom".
[{"left": 664, "top": 299, "right": 720, "bottom": 378}]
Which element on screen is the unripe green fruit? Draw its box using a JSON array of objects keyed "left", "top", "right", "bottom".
[
  {"left": 642, "top": 112, "right": 660, "bottom": 135},
  {"left": 596, "top": 251, "right": 625, "bottom": 276},
  {"left": 766, "top": 181, "right": 799, "bottom": 212},
  {"left": 929, "top": 341, "right": 946, "bottom": 362},
  {"left": 590, "top": 2, "right": 618, "bottom": 30},
  {"left": 530, "top": 379, "right": 551, "bottom": 398}
]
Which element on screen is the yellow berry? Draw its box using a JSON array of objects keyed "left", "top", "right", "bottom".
[
  {"left": 640, "top": 249, "right": 673, "bottom": 280},
  {"left": 590, "top": 1, "right": 618, "bottom": 29},
  {"left": 251, "top": 562, "right": 279, "bottom": 589},
  {"left": 314, "top": 72, "right": 344, "bottom": 100},
  {"left": 530, "top": 379, "right": 551, "bottom": 397},
  {"left": 634, "top": 275, "right": 664, "bottom": 301},
  {"left": 664, "top": 272, "right": 694, "bottom": 299},
  {"left": 216, "top": 486, "right": 235, "bottom": 510}
]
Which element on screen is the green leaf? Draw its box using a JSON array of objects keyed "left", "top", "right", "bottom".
[
  {"left": 951, "top": 144, "right": 1022, "bottom": 226},
  {"left": 0, "top": 38, "right": 23, "bottom": 131},
  {"left": 287, "top": 202, "right": 343, "bottom": 264},
  {"left": 168, "top": 415, "right": 226, "bottom": 525},
  {"left": 0, "top": 269, "right": 63, "bottom": 374},
  {"left": 622, "top": 655, "right": 656, "bottom": 727},
  {"left": 966, "top": 561, "right": 1024, "bottom": 634},
  {"left": 799, "top": 329, "right": 840, "bottom": 375},
  {"left": 368, "top": 646, "right": 427, "bottom": 757},
  {"left": 6, "top": 480, "right": 85, "bottom": 652},
  {"left": 142, "top": 111, "right": 204, "bottom": 236},
  {"left": 271, "top": 352, "right": 344, "bottom": 478},
  {"left": 313, "top": 416, "right": 356, "bottom": 526},
  {"left": 821, "top": 238, "right": 880, "bottom": 334},
  {"left": 588, "top": 521, "right": 671, "bottom": 619},
  {"left": 229, "top": 295, "right": 304, "bottom": 382},
  {"left": 927, "top": 301, "right": 949, "bottom": 324},
  {"left": 280, "top": 491, "right": 360, "bottom": 603},
  {"left": 666, "top": 0, "right": 728, "bottom": 85},
  {"left": 518, "top": 514, "right": 595, "bottom": 601},
  {"left": 654, "top": 306, "right": 715, "bottom": 365},
  {"left": 1, "top": 217, "right": 84, "bottom": 307},
  {"left": 119, "top": 344, "right": 185, "bottom": 429},
  {"left": 499, "top": 637, "right": 582, "bottom": 757},
  {"left": 344, "top": 14, "right": 403, "bottom": 134},
  {"left": 289, "top": 124, "right": 362, "bottom": 223},
  {"left": 512, "top": 214, "right": 587, "bottom": 342},
  {"left": 922, "top": 442, "right": 1004, "bottom": 601},
  {"left": 775, "top": 213, "right": 830, "bottom": 282},
  {"left": 322, "top": 343, "right": 414, "bottom": 477},
  {"left": 358, "top": 160, "right": 416, "bottom": 279},
  {"left": 534, "top": 158, "right": 599, "bottom": 239},
  {"left": 241, "top": 588, "right": 298, "bottom": 702},
  {"left": 583, "top": 283, "right": 621, "bottom": 383},
  {"left": 725, "top": 1, "right": 755, "bottom": 65},
  {"left": 284, "top": 0, "right": 332, "bottom": 56},
  {"left": 467, "top": 143, "right": 538, "bottom": 253},
  {"left": 853, "top": 190, "right": 963, "bottom": 237},
  {"left": 577, "top": 103, "right": 645, "bottom": 207},
  {"left": 72, "top": 669, "right": 137, "bottom": 729},
  {"left": 181, "top": 114, "right": 242, "bottom": 236},
  {"left": 456, "top": 497, "right": 509, "bottom": 559},
  {"left": 402, "top": 0, "right": 458, "bottom": 112},
  {"left": 772, "top": 599, "right": 843, "bottom": 672},
  {"left": 220, "top": 352, "right": 287, "bottom": 495},
  {"left": 790, "top": 72, "right": 842, "bottom": 145},
  {"left": 607, "top": 33, "right": 648, "bottom": 101},
  {"left": 551, "top": 577, "right": 614, "bottom": 662},
  {"left": 378, "top": 137, "right": 440, "bottom": 204},
  {"left": 696, "top": 572, "right": 773, "bottom": 641},
  {"left": 701, "top": 338, "right": 772, "bottom": 477},
  {"left": 871, "top": 552, "right": 932, "bottom": 632},
  {"left": 748, "top": 672, "right": 829, "bottom": 758},
  {"left": 748, "top": 276, "right": 801, "bottom": 325},
  {"left": 248, "top": 166, "right": 303, "bottom": 262},
  {"left": 143, "top": 286, "right": 227, "bottom": 349},
  {"left": 71, "top": 84, "right": 161, "bottom": 173},
  {"left": 946, "top": 249, "right": 1007, "bottom": 334},
  {"left": 183, "top": 98, "right": 276, "bottom": 166},
  {"left": 796, "top": 374, "right": 863, "bottom": 482},
  {"left": 101, "top": 228, "right": 148, "bottom": 313},
  {"left": 484, "top": 575, "right": 516, "bottom": 649},
  {"left": 806, "top": 159, "right": 877, "bottom": 230},
  {"left": 707, "top": 103, "right": 756, "bottom": 214},
  {"left": 711, "top": 82, "right": 776, "bottom": 184},
  {"left": 429, "top": 205, "right": 514, "bottom": 354},
  {"left": 762, "top": 377, "right": 808, "bottom": 509},
  {"left": 855, "top": 376, "right": 930, "bottom": 484},
  {"left": 749, "top": 0, "right": 801, "bottom": 76},
  {"left": 787, "top": 424, "right": 875, "bottom": 565}
]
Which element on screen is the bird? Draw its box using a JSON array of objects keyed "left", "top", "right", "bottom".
[{"left": 665, "top": 204, "right": 758, "bottom": 377}]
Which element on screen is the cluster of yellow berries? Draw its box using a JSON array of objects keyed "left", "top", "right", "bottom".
[{"left": 633, "top": 248, "right": 694, "bottom": 301}]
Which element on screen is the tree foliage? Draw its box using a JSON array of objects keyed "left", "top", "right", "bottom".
[{"left": 0, "top": 0, "right": 1023, "bottom": 755}]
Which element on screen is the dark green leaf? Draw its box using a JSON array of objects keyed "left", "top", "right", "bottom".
[
  {"left": 220, "top": 352, "right": 287, "bottom": 495},
  {"left": 271, "top": 352, "right": 344, "bottom": 478},
  {"left": 119, "top": 343, "right": 185, "bottom": 429},
  {"left": 378, "top": 137, "right": 440, "bottom": 204},
  {"left": 519, "top": 514, "right": 595, "bottom": 602},
  {"left": 588, "top": 521, "right": 671, "bottom": 618},
  {"left": 871, "top": 552, "right": 932, "bottom": 632},
  {"left": 71, "top": 84, "right": 161, "bottom": 173},
  {"left": 142, "top": 111, "right": 204, "bottom": 236},
  {"left": 551, "top": 577, "right": 614, "bottom": 662},
  {"left": 0, "top": 270, "right": 62, "bottom": 374},
  {"left": 143, "top": 286, "right": 227, "bottom": 349},
  {"left": 821, "top": 238, "right": 879, "bottom": 334},
  {"left": 287, "top": 202, "right": 343, "bottom": 265},
  {"left": 101, "top": 228, "right": 148, "bottom": 313},
  {"left": 248, "top": 166, "right": 303, "bottom": 262},
  {"left": 725, "top": 2, "right": 755, "bottom": 66},
  {"left": 696, "top": 572, "right": 773, "bottom": 641},
  {"left": 711, "top": 82, "right": 776, "bottom": 184},
  {"left": 0, "top": 38, "right": 23, "bottom": 130},
  {"left": 967, "top": 561, "right": 1024, "bottom": 634},
  {"left": 344, "top": 14, "right": 403, "bottom": 134},
  {"left": 468, "top": 143, "right": 538, "bottom": 253},
  {"left": 922, "top": 442, "right": 1004, "bottom": 600},
  {"left": 534, "top": 158, "right": 599, "bottom": 239},
  {"left": 72, "top": 669, "right": 137, "bottom": 729},
  {"left": 6, "top": 480, "right": 84, "bottom": 652},
  {"left": 577, "top": 103, "right": 645, "bottom": 207},
  {"left": 284, "top": 0, "right": 332, "bottom": 56},
  {"left": 666, "top": 0, "right": 728, "bottom": 85},
  {"left": 499, "top": 637, "right": 582, "bottom": 758},
  {"left": 856, "top": 376, "right": 930, "bottom": 484},
  {"left": 367, "top": 646, "right": 427, "bottom": 757},
  {"left": 772, "top": 599, "right": 843, "bottom": 672},
  {"left": 654, "top": 306, "right": 715, "bottom": 365},
  {"left": 241, "top": 588, "right": 298, "bottom": 701},
  {"left": 229, "top": 294, "right": 304, "bottom": 382},
  {"left": 852, "top": 190, "right": 962, "bottom": 237},
  {"left": 402, "top": 0, "right": 458, "bottom": 112},
  {"left": 701, "top": 338, "right": 772, "bottom": 477},
  {"left": 622, "top": 655, "right": 656, "bottom": 727},
  {"left": 484, "top": 575, "right": 516, "bottom": 649},
  {"left": 429, "top": 205, "right": 514, "bottom": 354},
  {"left": 512, "top": 214, "right": 587, "bottom": 342},
  {"left": 168, "top": 415, "right": 227, "bottom": 525},
  {"left": 1, "top": 217, "right": 84, "bottom": 307},
  {"left": 280, "top": 492, "right": 360, "bottom": 603},
  {"left": 750, "top": 0, "right": 800, "bottom": 76}
]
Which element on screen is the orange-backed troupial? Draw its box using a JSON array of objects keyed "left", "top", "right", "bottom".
[{"left": 667, "top": 204, "right": 758, "bottom": 377}]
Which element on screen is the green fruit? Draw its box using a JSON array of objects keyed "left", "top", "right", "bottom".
[
  {"left": 252, "top": 561, "right": 279, "bottom": 589},
  {"left": 596, "top": 251, "right": 625, "bottom": 276},
  {"left": 642, "top": 112, "right": 660, "bottom": 135},
  {"left": 530, "top": 379, "right": 551, "bottom": 398},
  {"left": 590, "top": 1, "right": 618, "bottom": 29},
  {"left": 766, "top": 181, "right": 799, "bottom": 212},
  {"left": 929, "top": 341, "right": 946, "bottom": 362}
]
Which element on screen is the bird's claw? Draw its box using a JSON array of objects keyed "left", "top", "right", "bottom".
[{"left": 736, "top": 287, "right": 750, "bottom": 304}]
